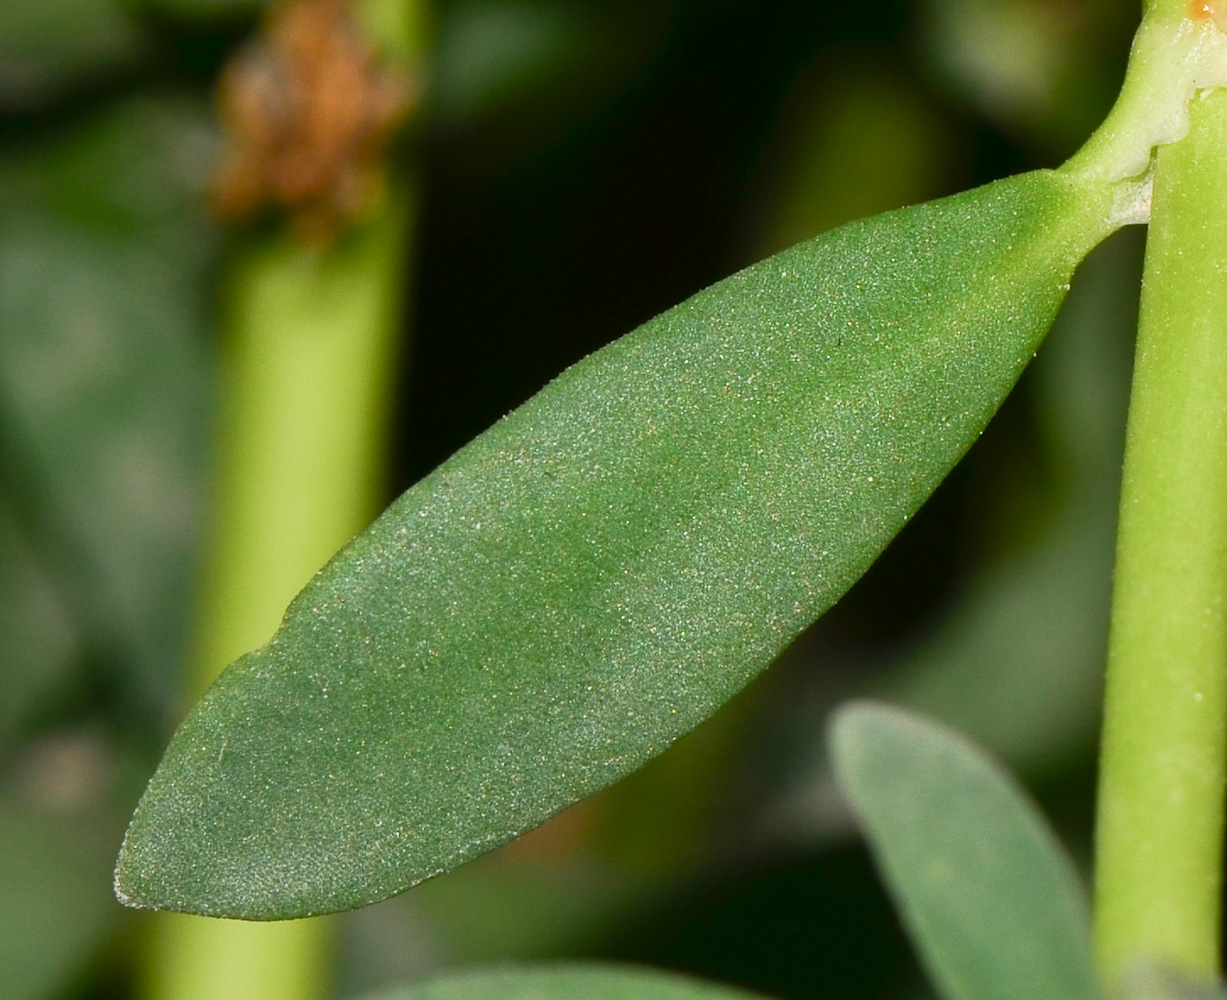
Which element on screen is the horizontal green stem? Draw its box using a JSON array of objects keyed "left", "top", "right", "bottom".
[{"left": 1093, "top": 87, "right": 1227, "bottom": 985}]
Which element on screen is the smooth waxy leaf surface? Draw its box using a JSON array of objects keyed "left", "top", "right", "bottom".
[
  {"left": 830, "top": 702, "right": 1099, "bottom": 1000},
  {"left": 354, "top": 964, "right": 765, "bottom": 1000},
  {"left": 117, "top": 168, "right": 1122, "bottom": 918}
]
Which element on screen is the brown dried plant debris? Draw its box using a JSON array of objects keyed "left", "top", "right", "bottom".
[{"left": 210, "top": 0, "right": 414, "bottom": 244}]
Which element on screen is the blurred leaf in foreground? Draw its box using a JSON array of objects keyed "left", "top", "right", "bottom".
[
  {"left": 355, "top": 964, "right": 766, "bottom": 1000},
  {"left": 830, "top": 702, "right": 1098, "bottom": 1000}
]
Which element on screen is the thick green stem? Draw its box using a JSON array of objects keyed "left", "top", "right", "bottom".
[{"left": 1093, "top": 87, "right": 1227, "bottom": 984}]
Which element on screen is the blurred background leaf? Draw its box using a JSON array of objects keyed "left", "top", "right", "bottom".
[
  {"left": 351, "top": 964, "right": 768, "bottom": 1000},
  {"left": 0, "top": 493, "right": 77, "bottom": 746},
  {"left": 0, "top": 0, "right": 144, "bottom": 113},
  {"left": 0, "top": 96, "right": 216, "bottom": 726}
]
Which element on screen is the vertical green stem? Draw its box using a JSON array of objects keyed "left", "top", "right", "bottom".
[
  {"left": 1094, "top": 87, "right": 1227, "bottom": 984},
  {"left": 142, "top": 3, "right": 427, "bottom": 999}
]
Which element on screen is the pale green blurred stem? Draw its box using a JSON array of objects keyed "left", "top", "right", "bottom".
[
  {"left": 1093, "top": 88, "right": 1227, "bottom": 984},
  {"left": 143, "top": 3, "right": 426, "bottom": 999}
]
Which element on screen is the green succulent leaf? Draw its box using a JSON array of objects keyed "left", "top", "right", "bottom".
[
  {"left": 117, "top": 167, "right": 1125, "bottom": 918},
  {"left": 829, "top": 701, "right": 1100, "bottom": 1000},
  {"left": 351, "top": 964, "right": 766, "bottom": 1000}
]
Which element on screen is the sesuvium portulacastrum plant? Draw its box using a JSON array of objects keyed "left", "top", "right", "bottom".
[{"left": 115, "top": 2, "right": 1227, "bottom": 998}]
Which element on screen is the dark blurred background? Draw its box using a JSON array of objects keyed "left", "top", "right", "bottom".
[{"left": 0, "top": 1, "right": 1145, "bottom": 998}]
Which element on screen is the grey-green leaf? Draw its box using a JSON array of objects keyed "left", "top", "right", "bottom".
[
  {"left": 829, "top": 701, "right": 1100, "bottom": 1000},
  {"left": 117, "top": 167, "right": 1123, "bottom": 918},
  {"left": 353, "top": 964, "right": 766, "bottom": 1000}
]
